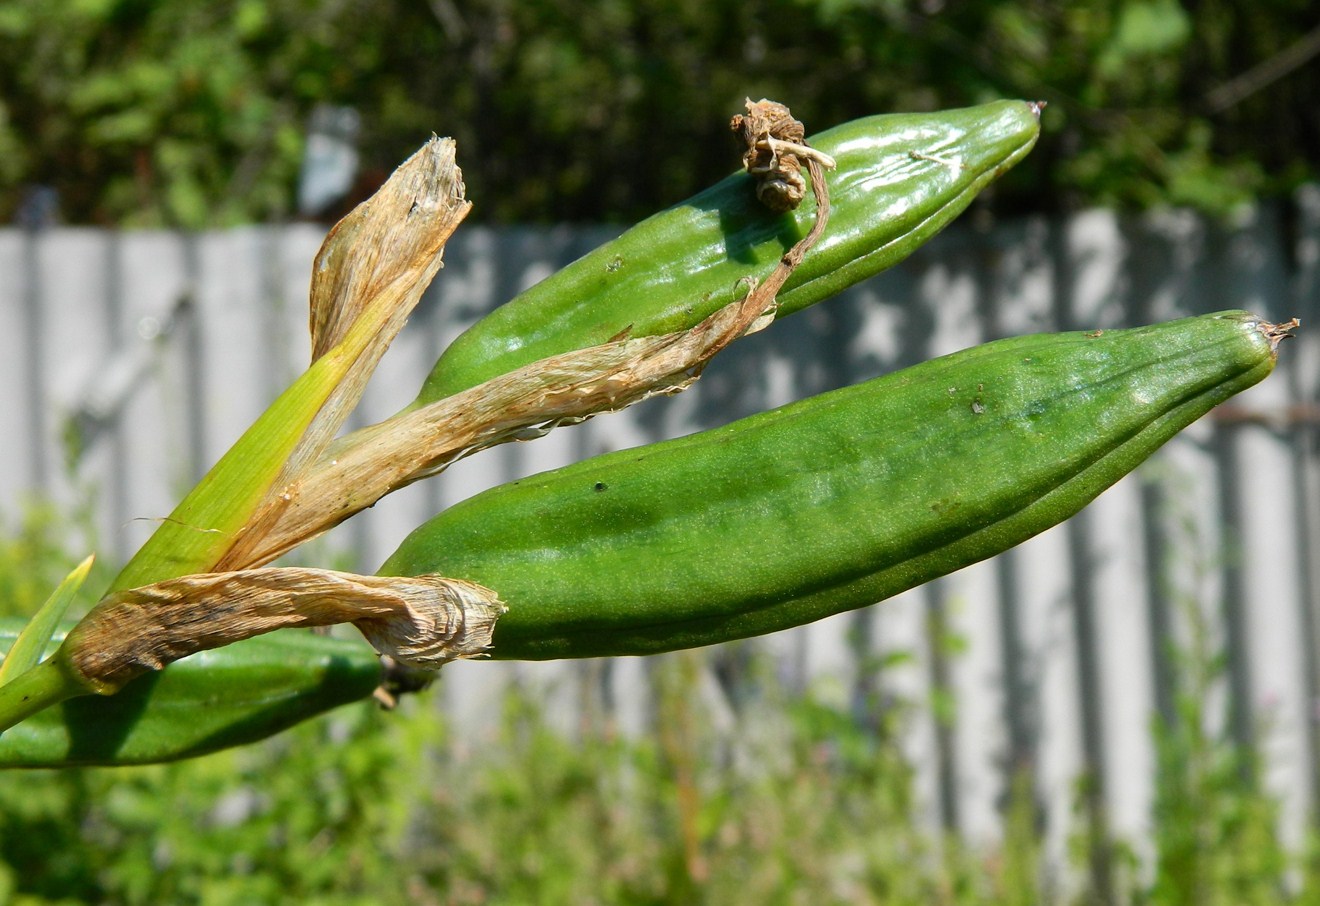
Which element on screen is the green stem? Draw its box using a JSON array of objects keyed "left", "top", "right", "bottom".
[{"left": 0, "top": 657, "right": 89, "bottom": 734}]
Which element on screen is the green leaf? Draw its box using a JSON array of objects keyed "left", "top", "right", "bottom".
[
  {"left": 0, "top": 556, "right": 97, "bottom": 736},
  {"left": 0, "top": 554, "right": 94, "bottom": 686}
]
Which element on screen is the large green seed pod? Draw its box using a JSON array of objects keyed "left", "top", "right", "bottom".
[
  {"left": 384, "top": 312, "right": 1283, "bottom": 659},
  {"left": 415, "top": 100, "right": 1042, "bottom": 403}
]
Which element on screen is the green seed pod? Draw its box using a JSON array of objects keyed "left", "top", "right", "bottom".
[
  {"left": 415, "top": 100, "right": 1042, "bottom": 403},
  {"left": 383, "top": 312, "right": 1284, "bottom": 659},
  {"left": 0, "top": 625, "right": 381, "bottom": 768}
]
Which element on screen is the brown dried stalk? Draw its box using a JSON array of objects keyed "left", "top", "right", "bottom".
[{"left": 64, "top": 569, "right": 503, "bottom": 693}]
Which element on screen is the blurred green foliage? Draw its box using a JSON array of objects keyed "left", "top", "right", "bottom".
[
  {"left": 3, "top": 642, "right": 1318, "bottom": 904},
  {"left": 1, "top": 0, "right": 1317, "bottom": 226}
]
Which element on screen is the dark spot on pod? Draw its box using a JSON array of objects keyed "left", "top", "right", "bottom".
[{"left": 594, "top": 482, "right": 608, "bottom": 492}]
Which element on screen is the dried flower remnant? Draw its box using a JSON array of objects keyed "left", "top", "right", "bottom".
[{"left": 731, "top": 99, "right": 836, "bottom": 212}]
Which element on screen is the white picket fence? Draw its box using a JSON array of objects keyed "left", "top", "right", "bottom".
[{"left": 2, "top": 190, "right": 1318, "bottom": 879}]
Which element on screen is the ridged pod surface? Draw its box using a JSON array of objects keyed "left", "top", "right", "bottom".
[
  {"left": 384, "top": 312, "right": 1281, "bottom": 659},
  {"left": 415, "top": 100, "right": 1041, "bottom": 403},
  {"left": 0, "top": 626, "right": 380, "bottom": 767}
]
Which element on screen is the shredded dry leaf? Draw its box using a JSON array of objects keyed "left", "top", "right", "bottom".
[
  {"left": 215, "top": 138, "right": 470, "bottom": 573},
  {"left": 280, "top": 139, "right": 468, "bottom": 512},
  {"left": 64, "top": 568, "right": 504, "bottom": 693},
  {"left": 299, "top": 135, "right": 469, "bottom": 466}
]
